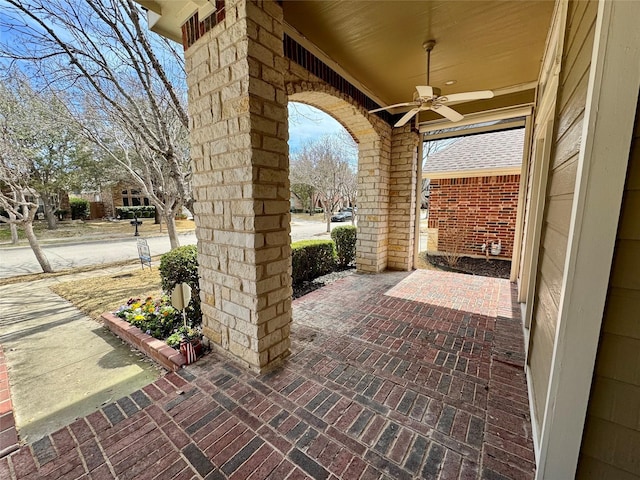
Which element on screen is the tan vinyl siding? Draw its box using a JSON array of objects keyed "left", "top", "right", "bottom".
[
  {"left": 528, "top": 0, "right": 597, "bottom": 429},
  {"left": 577, "top": 98, "right": 640, "bottom": 479}
]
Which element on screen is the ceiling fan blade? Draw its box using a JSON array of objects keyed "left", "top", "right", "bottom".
[
  {"left": 432, "top": 104, "right": 464, "bottom": 122},
  {"left": 369, "top": 101, "right": 420, "bottom": 113},
  {"left": 394, "top": 107, "right": 423, "bottom": 127},
  {"left": 415, "top": 85, "right": 435, "bottom": 99},
  {"left": 440, "top": 90, "right": 494, "bottom": 103}
]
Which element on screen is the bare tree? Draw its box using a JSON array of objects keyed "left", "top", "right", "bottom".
[
  {"left": 0, "top": 0, "right": 191, "bottom": 248},
  {"left": 290, "top": 135, "right": 354, "bottom": 233},
  {"left": 341, "top": 168, "right": 357, "bottom": 226},
  {"left": 81, "top": 101, "right": 189, "bottom": 248},
  {"left": 422, "top": 134, "right": 459, "bottom": 209},
  {"left": 0, "top": 85, "right": 52, "bottom": 272},
  {"left": 4, "top": 78, "right": 84, "bottom": 230},
  {"left": 290, "top": 183, "right": 316, "bottom": 215}
]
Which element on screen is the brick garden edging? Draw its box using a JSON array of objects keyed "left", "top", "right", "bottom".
[
  {"left": 0, "top": 345, "right": 19, "bottom": 458},
  {"left": 100, "top": 312, "right": 186, "bottom": 372}
]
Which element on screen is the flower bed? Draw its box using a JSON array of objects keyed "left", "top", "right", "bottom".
[
  {"left": 101, "top": 312, "right": 186, "bottom": 372},
  {"left": 105, "top": 296, "right": 203, "bottom": 371}
]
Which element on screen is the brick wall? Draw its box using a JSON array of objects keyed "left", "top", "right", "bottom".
[{"left": 427, "top": 174, "right": 520, "bottom": 259}]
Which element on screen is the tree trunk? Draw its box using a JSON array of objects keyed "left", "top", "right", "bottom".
[
  {"left": 23, "top": 221, "right": 53, "bottom": 272},
  {"left": 10, "top": 224, "right": 19, "bottom": 244},
  {"left": 9, "top": 211, "right": 19, "bottom": 244},
  {"left": 164, "top": 212, "right": 180, "bottom": 249},
  {"left": 42, "top": 198, "right": 58, "bottom": 230}
]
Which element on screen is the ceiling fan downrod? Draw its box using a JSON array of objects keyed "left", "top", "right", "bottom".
[{"left": 423, "top": 40, "right": 436, "bottom": 86}]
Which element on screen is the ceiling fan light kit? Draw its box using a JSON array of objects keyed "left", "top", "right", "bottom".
[{"left": 369, "top": 39, "right": 494, "bottom": 127}]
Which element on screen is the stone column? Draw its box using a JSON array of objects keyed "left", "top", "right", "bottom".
[
  {"left": 356, "top": 135, "right": 391, "bottom": 273},
  {"left": 185, "top": 0, "right": 291, "bottom": 372},
  {"left": 387, "top": 126, "right": 419, "bottom": 270}
]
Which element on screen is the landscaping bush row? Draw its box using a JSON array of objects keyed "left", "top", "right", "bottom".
[
  {"left": 291, "top": 226, "right": 357, "bottom": 284},
  {"left": 291, "top": 240, "right": 336, "bottom": 285},
  {"left": 116, "top": 205, "right": 156, "bottom": 218},
  {"left": 115, "top": 226, "right": 357, "bottom": 350}
]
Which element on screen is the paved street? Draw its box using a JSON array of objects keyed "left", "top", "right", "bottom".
[{"left": 0, "top": 219, "right": 345, "bottom": 279}]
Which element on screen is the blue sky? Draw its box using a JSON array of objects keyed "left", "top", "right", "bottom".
[{"left": 288, "top": 103, "right": 348, "bottom": 154}]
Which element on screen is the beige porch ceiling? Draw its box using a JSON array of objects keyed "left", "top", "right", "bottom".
[{"left": 140, "top": 0, "right": 554, "bottom": 122}]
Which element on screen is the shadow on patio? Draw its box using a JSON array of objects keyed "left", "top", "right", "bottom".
[{"left": 0, "top": 269, "right": 535, "bottom": 480}]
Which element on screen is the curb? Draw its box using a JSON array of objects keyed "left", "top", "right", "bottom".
[
  {"left": 101, "top": 313, "right": 186, "bottom": 372},
  {"left": 0, "top": 346, "right": 19, "bottom": 458},
  {"left": 0, "top": 231, "right": 196, "bottom": 250}
]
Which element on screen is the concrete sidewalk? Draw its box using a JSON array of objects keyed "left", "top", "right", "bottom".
[{"left": 0, "top": 265, "right": 162, "bottom": 446}]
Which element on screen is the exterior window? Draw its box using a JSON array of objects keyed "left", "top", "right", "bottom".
[{"left": 120, "top": 186, "right": 149, "bottom": 208}]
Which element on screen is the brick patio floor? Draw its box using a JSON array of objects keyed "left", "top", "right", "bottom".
[{"left": 0, "top": 270, "right": 535, "bottom": 479}]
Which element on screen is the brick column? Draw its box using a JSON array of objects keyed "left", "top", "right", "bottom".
[
  {"left": 387, "top": 126, "right": 419, "bottom": 271},
  {"left": 185, "top": 0, "right": 291, "bottom": 372}
]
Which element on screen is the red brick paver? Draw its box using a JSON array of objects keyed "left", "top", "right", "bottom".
[
  {"left": 2, "top": 270, "right": 535, "bottom": 479},
  {"left": 0, "top": 345, "right": 19, "bottom": 459}
]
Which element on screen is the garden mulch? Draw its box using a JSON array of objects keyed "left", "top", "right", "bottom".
[
  {"left": 1, "top": 269, "right": 534, "bottom": 479},
  {"left": 425, "top": 254, "right": 512, "bottom": 279}
]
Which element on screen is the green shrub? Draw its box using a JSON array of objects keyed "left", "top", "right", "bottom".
[
  {"left": 291, "top": 240, "right": 336, "bottom": 286},
  {"left": 116, "top": 205, "right": 156, "bottom": 218},
  {"left": 331, "top": 225, "right": 357, "bottom": 268},
  {"left": 69, "top": 198, "right": 90, "bottom": 220},
  {"left": 159, "top": 245, "right": 201, "bottom": 327}
]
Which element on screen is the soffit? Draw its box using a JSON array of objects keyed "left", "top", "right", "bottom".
[
  {"left": 138, "top": 0, "right": 554, "bottom": 115},
  {"left": 282, "top": 1, "right": 554, "bottom": 106}
]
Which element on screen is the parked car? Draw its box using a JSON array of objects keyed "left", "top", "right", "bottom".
[{"left": 331, "top": 211, "right": 353, "bottom": 222}]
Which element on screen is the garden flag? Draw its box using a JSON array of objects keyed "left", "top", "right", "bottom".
[{"left": 180, "top": 340, "right": 197, "bottom": 365}]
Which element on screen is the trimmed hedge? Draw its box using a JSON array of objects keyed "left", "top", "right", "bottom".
[
  {"left": 331, "top": 225, "right": 357, "bottom": 268},
  {"left": 159, "top": 245, "right": 201, "bottom": 327},
  {"left": 291, "top": 240, "right": 336, "bottom": 286},
  {"left": 158, "top": 238, "right": 350, "bottom": 322},
  {"left": 116, "top": 205, "right": 156, "bottom": 219},
  {"left": 69, "top": 198, "right": 90, "bottom": 220}
]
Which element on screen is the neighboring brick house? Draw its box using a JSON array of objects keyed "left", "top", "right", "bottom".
[
  {"left": 425, "top": 128, "right": 524, "bottom": 259},
  {"left": 111, "top": 182, "right": 151, "bottom": 209}
]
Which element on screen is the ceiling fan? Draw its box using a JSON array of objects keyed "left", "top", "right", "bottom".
[{"left": 369, "top": 40, "right": 494, "bottom": 127}]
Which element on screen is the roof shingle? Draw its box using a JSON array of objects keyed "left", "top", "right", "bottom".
[{"left": 423, "top": 128, "right": 524, "bottom": 175}]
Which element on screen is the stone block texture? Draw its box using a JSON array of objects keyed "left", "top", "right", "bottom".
[
  {"left": 387, "top": 126, "right": 419, "bottom": 271},
  {"left": 184, "top": 0, "right": 422, "bottom": 371},
  {"left": 185, "top": 0, "right": 291, "bottom": 372},
  {"left": 428, "top": 175, "right": 520, "bottom": 259}
]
